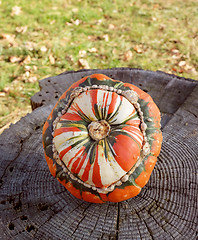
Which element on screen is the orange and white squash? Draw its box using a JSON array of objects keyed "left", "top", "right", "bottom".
[{"left": 42, "top": 74, "right": 162, "bottom": 203}]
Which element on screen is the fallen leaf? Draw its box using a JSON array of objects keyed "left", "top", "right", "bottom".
[
  {"left": 96, "top": 19, "right": 102, "bottom": 25},
  {"left": 103, "top": 34, "right": 109, "bottom": 42},
  {"left": 72, "top": 8, "right": 78, "bottom": 13},
  {"left": 49, "top": 54, "right": 55, "bottom": 64},
  {"left": 112, "top": 49, "right": 117, "bottom": 55},
  {"left": 0, "top": 33, "right": 17, "bottom": 46},
  {"left": 33, "top": 65, "right": 38, "bottom": 71},
  {"left": 1, "top": 33, "right": 15, "bottom": 41},
  {"left": 79, "top": 50, "right": 87, "bottom": 57},
  {"left": 9, "top": 56, "right": 22, "bottom": 63},
  {"left": 88, "top": 35, "right": 98, "bottom": 41},
  {"left": 24, "top": 71, "right": 30, "bottom": 78},
  {"left": 153, "top": 4, "right": 160, "bottom": 9},
  {"left": 23, "top": 41, "right": 36, "bottom": 51},
  {"left": 50, "top": 20, "right": 56, "bottom": 25},
  {"left": 133, "top": 45, "right": 143, "bottom": 53},
  {"left": 3, "top": 87, "right": 10, "bottom": 93},
  {"left": 24, "top": 65, "right": 31, "bottom": 71},
  {"left": 23, "top": 56, "right": 31, "bottom": 64},
  {"left": 11, "top": 6, "right": 22, "bottom": 16},
  {"left": 178, "top": 61, "right": 186, "bottom": 67},
  {"left": 65, "top": 55, "right": 74, "bottom": 64},
  {"left": 65, "top": 22, "right": 72, "bottom": 26},
  {"left": 72, "top": 19, "right": 81, "bottom": 25},
  {"left": 40, "top": 46, "right": 48, "bottom": 52},
  {"left": 78, "top": 59, "right": 90, "bottom": 69},
  {"left": 171, "top": 67, "right": 178, "bottom": 72},
  {"left": 0, "top": 92, "right": 6, "bottom": 97},
  {"left": 108, "top": 24, "right": 116, "bottom": 30},
  {"left": 151, "top": 17, "right": 157, "bottom": 21},
  {"left": 123, "top": 50, "right": 133, "bottom": 61},
  {"left": 171, "top": 48, "right": 182, "bottom": 59},
  {"left": 26, "top": 76, "right": 37, "bottom": 83},
  {"left": 88, "top": 47, "right": 98, "bottom": 53},
  {"left": 16, "top": 26, "right": 27, "bottom": 34}
]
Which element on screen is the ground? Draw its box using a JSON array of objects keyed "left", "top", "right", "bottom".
[{"left": 0, "top": 0, "right": 197, "bottom": 133}]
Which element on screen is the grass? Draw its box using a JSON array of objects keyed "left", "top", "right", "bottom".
[{"left": 0, "top": 0, "right": 197, "bottom": 132}]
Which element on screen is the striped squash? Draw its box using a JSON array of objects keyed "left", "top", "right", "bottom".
[{"left": 42, "top": 74, "right": 162, "bottom": 203}]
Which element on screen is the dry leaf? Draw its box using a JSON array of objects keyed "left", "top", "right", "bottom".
[
  {"left": 1, "top": 33, "right": 15, "bottom": 41},
  {"left": 79, "top": 50, "right": 87, "bottom": 57},
  {"left": 96, "top": 19, "right": 102, "bottom": 25},
  {"left": 72, "top": 8, "right": 78, "bottom": 13},
  {"left": 23, "top": 41, "right": 36, "bottom": 51},
  {"left": 24, "top": 71, "right": 30, "bottom": 78},
  {"left": 3, "top": 86, "right": 10, "bottom": 93},
  {"left": 171, "top": 48, "right": 180, "bottom": 55},
  {"left": 171, "top": 67, "right": 178, "bottom": 72},
  {"left": 16, "top": 26, "right": 27, "bottom": 34},
  {"left": 23, "top": 56, "right": 31, "bottom": 64},
  {"left": 65, "top": 22, "right": 72, "bottom": 26},
  {"left": 171, "top": 48, "right": 181, "bottom": 59},
  {"left": 9, "top": 56, "right": 22, "bottom": 63},
  {"left": 40, "top": 46, "right": 48, "bottom": 52},
  {"left": 26, "top": 76, "right": 37, "bottom": 83},
  {"left": 88, "top": 48, "right": 97, "bottom": 53},
  {"left": 103, "top": 34, "right": 109, "bottom": 42},
  {"left": 33, "top": 65, "right": 38, "bottom": 71},
  {"left": 65, "top": 55, "right": 74, "bottom": 64},
  {"left": 0, "top": 92, "right": 6, "bottom": 97},
  {"left": 123, "top": 50, "right": 133, "bottom": 61},
  {"left": 178, "top": 61, "right": 186, "bottom": 67},
  {"left": 50, "top": 20, "right": 56, "bottom": 25},
  {"left": 153, "top": 4, "right": 160, "bottom": 9},
  {"left": 88, "top": 35, "right": 98, "bottom": 41},
  {"left": 72, "top": 19, "right": 81, "bottom": 25},
  {"left": 134, "top": 45, "right": 143, "bottom": 53},
  {"left": 11, "top": 6, "right": 22, "bottom": 16},
  {"left": 24, "top": 65, "right": 31, "bottom": 71},
  {"left": 108, "top": 24, "right": 115, "bottom": 30},
  {"left": 49, "top": 54, "right": 55, "bottom": 64},
  {"left": 78, "top": 59, "right": 90, "bottom": 69},
  {"left": 0, "top": 33, "right": 17, "bottom": 46}
]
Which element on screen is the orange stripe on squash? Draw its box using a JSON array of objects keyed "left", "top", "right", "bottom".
[
  {"left": 113, "top": 135, "right": 141, "bottom": 171},
  {"left": 58, "top": 180, "right": 82, "bottom": 200},
  {"left": 150, "top": 131, "right": 163, "bottom": 157},
  {"left": 81, "top": 191, "right": 104, "bottom": 203},
  {"left": 107, "top": 185, "right": 141, "bottom": 202},
  {"left": 43, "top": 73, "right": 162, "bottom": 203},
  {"left": 135, "top": 156, "right": 157, "bottom": 188}
]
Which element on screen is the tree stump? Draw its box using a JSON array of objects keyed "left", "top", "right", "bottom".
[{"left": 0, "top": 68, "right": 197, "bottom": 240}]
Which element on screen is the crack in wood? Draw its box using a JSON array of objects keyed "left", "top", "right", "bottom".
[
  {"left": 135, "top": 209, "right": 154, "bottom": 240},
  {"left": 116, "top": 203, "right": 120, "bottom": 240}
]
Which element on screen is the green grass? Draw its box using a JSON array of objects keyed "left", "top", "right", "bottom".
[{"left": 0, "top": 0, "right": 197, "bottom": 131}]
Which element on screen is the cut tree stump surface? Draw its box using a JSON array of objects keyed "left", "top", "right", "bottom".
[{"left": 0, "top": 68, "right": 197, "bottom": 240}]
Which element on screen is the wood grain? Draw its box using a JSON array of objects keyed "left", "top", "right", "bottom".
[{"left": 0, "top": 68, "right": 197, "bottom": 240}]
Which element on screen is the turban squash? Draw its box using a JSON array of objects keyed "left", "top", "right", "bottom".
[{"left": 42, "top": 74, "right": 162, "bottom": 203}]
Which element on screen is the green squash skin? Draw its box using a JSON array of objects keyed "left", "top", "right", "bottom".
[{"left": 42, "top": 75, "right": 162, "bottom": 201}]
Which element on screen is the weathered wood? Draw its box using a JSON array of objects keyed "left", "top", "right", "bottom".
[
  {"left": 31, "top": 68, "right": 197, "bottom": 128},
  {"left": 0, "top": 68, "right": 197, "bottom": 240}
]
